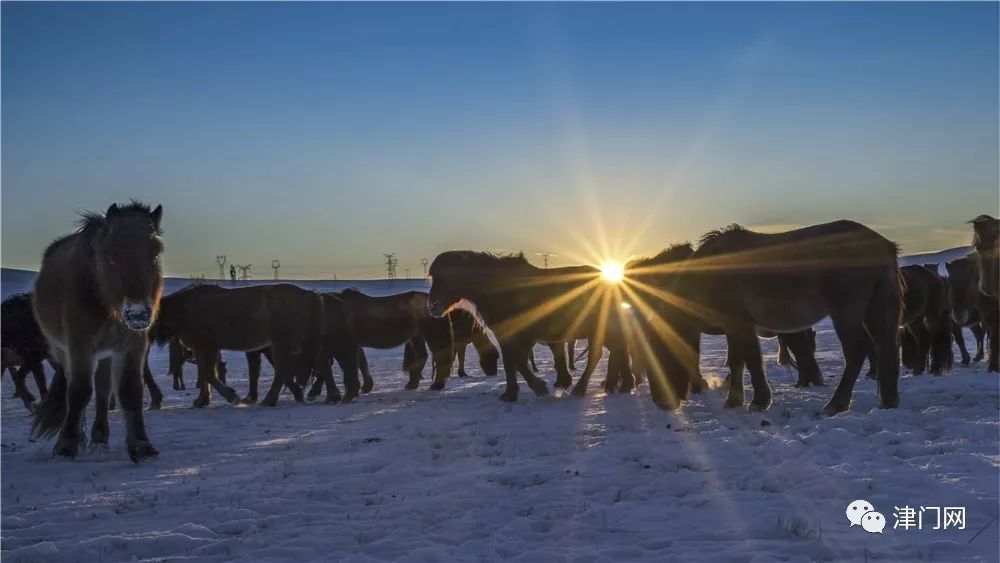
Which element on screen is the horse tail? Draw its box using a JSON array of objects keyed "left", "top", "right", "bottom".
[
  {"left": 31, "top": 364, "right": 67, "bottom": 439},
  {"left": 869, "top": 256, "right": 902, "bottom": 409}
]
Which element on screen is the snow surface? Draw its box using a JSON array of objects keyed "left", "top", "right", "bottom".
[{"left": 2, "top": 273, "right": 998, "bottom": 562}]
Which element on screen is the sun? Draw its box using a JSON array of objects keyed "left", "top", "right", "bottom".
[{"left": 600, "top": 260, "right": 625, "bottom": 283}]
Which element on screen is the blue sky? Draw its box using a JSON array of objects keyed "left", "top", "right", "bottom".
[{"left": 3, "top": 2, "right": 997, "bottom": 278}]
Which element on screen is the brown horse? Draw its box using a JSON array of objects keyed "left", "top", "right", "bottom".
[
  {"left": 450, "top": 309, "right": 500, "bottom": 377},
  {"left": 328, "top": 289, "right": 454, "bottom": 394},
  {"left": 31, "top": 202, "right": 164, "bottom": 462},
  {"left": 626, "top": 221, "right": 901, "bottom": 414},
  {"left": 428, "top": 252, "right": 630, "bottom": 402},
  {"left": 874, "top": 265, "right": 952, "bottom": 375},
  {"left": 626, "top": 245, "right": 824, "bottom": 401},
  {"left": 2, "top": 293, "right": 54, "bottom": 409},
  {"left": 946, "top": 256, "right": 989, "bottom": 366},
  {"left": 970, "top": 215, "right": 999, "bottom": 372},
  {"left": 152, "top": 283, "right": 323, "bottom": 407}
]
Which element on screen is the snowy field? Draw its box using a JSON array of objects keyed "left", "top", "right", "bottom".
[{"left": 1, "top": 273, "right": 998, "bottom": 562}]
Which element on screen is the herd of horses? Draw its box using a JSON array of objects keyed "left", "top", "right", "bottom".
[{"left": 1, "top": 201, "right": 997, "bottom": 463}]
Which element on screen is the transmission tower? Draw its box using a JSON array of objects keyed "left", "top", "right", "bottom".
[
  {"left": 535, "top": 252, "right": 557, "bottom": 268},
  {"left": 237, "top": 264, "right": 252, "bottom": 281},
  {"left": 271, "top": 259, "right": 281, "bottom": 280},
  {"left": 421, "top": 258, "right": 429, "bottom": 277},
  {"left": 216, "top": 255, "right": 228, "bottom": 280},
  {"left": 383, "top": 253, "right": 398, "bottom": 281},
  {"left": 405, "top": 268, "right": 411, "bottom": 279}
]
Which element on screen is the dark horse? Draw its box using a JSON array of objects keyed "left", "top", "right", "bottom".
[
  {"left": 946, "top": 256, "right": 988, "bottom": 366},
  {"left": 970, "top": 215, "right": 999, "bottom": 372},
  {"left": 2, "top": 293, "right": 54, "bottom": 409},
  {"left": 152, "top": 283, "right": 323, "bottom": 406},
  {"left": 428, "top": 252, "right": 630, "bottom": 401},
  {"left": 626, "top": 244, "right": 823, "bottom": 402},
  {"left": 866, "top": 265, "right": 951, "bottom": 376},
  {"left": 308, "top": 289, "right": 453, "bottom": 399},
  {"left": 450, "top": 309, "right": 500, "bottom": 378},
  {"left": 625, "top": 221, "right": 900, "bottom": 414},
  {"left": 31, "top": 202, "right": 164, "bottom": 461}
]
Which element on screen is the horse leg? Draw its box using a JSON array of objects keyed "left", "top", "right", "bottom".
[
  {"left": 971, "top": 323, "right": 985, "bottom": 362},
  {"left": 515, "top": 352, "right": 549, "bottom": 397},
  {"left": 357, "top": 348, "right": 373, "bottom": 393},
  {"left": 244, "top": 350, "right": 262, "bottom": 404},
  {"left": 723, "top": 333, "right": 748, "bottom": 409},
  {"left": 115, "top": 343, "right": 158, "bottom": 462},
  {"left": 567, "top": 340, "right": 577, "bottom": 370},
  {"left": 497, "top": 343, "right": 523, "bottom": 402},
  {"left": 53, "top": 347, "right": 94, "bottom": 458},
  {"left": 169, "top": 338, "right": 185, "bottom": 390},
  {"left": 785, "top": 331, "right": 823, "bottom": 387},
  {"left": 910, "top": 321, "right": 930, "bottom": 375},
  {"left": 12, "top": 364, "right": 37, "bottom": 410},
  {"left": 33, "top": 362, "right": 48, "bottom": 397},
  {"left": 823, "top": 313, "right": 872, "bottom": 415},
  {"left": 987, "top": 309, "right": 1000, "bottom": 373},
  {"left": 456, "top": 345, "right": 468, "bottom": 377},
  {"left": 928, "top": 317, "right": 952, "bottom": 375},
  {"left": 689, "top": 335, "right": 707, "bottom": 394},
  {"left": 954, "top": 322, "right": 971, "bottom": 365},
  {"left": 91, "top": 359, "right": 111, "bottom": 445},
  {"left": 550, "top": 343, "right": 573, "bottom": 390},
  {"left": 197, "top": 349, "right": 239, "bottom": 407},
  {"left": 571, "top": 343, "right": 603, "bottom": 397},
  {"left": 528, "top": 349, "right": 538, "bottom": 373},
  {"left": 610, "top": 346, "right": 634, "bottom": 394},
  {"left": 143, "top": 360, "right": 164, "bottom": 410},
  {"left": 403, "top": 337, "right": 427, "bottom": 390},
  {"left": 425, "top": 319, "right": 454, "bottom": 391}
]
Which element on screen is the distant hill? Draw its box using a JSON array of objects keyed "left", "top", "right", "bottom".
[{"left": 899, "top": 246, "right": 973, "bottom": 275}]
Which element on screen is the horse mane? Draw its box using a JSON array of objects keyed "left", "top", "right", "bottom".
[
  {"left": 43, "top": 201, "right": 159, "bottom": 260},
  {"left": 76, "top": 200, "right": 158, "bottom": 235},
  {"left": 430, "top": 251, "right": 531, "bottom": 273},
  {"left": 969, "top": 214, "right": 998, "bottom": 225},
  {"left": 698, "top": 224, "right": 750, "bottom": 249}
]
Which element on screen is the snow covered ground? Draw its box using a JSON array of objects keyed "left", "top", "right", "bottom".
[{"left": 2, "top": 275, "right": 998, "bottom": 562}]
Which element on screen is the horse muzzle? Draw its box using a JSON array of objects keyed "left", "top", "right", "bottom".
[{"left": 122, "top": 300, "right": 155, "bottom": 331}]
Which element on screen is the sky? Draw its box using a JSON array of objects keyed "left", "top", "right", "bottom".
[{"left": 2, "top": 2, "right": 997, "bottom": 279}]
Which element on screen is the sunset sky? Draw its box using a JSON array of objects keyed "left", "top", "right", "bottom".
[{"left": 3, "top": 2, "right": 997, "bottom": 279}]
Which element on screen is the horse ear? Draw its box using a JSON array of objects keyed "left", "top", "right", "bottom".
[
  {"left": 150, "top": 205, "right": 163, "bottom": 231},
  {"left": 106, "top": 203, "right": 119, "bottom": 219}
]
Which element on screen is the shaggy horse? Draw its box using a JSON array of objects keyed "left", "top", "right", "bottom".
[
  {"left": 970, "top": 215, "right": 999, "bottom": 372},
  {"left": 152, "top": 283, "right": 323, "bottom": 407},
  {"left": 946, "top": 256, "right": 988, "bottom": 365},
  {"left": 2, "top": 293, "right": 54, "bottom": 409},
  {"left": 428, "top": 252, "right": 630, "bottom": 402},
  {"left": 626, "top": 222, "right": 900, "bottom": 414},
  {"left": 31, "top": 202, "right": 164, "bottom": 462},
  {"left": 626, "top": 246, "right": 824, "bottom": 402}
]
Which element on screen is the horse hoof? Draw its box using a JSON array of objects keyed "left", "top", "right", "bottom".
[
  {"left": 240, "top": 396, "right": 257, "bottom": 405},
  {"left": 724, "top": 397, "right": 743, "bottom": 409},
  {"left": 653, "top": 398, "right": 679, "bottom": 410},
  {"left": 821, "top": 401, "right": 849, "bottom": 416},
  {"left": 878, "top": 396, "right": 899, "bottom": 409},
  {"left": 498, "top": 392, "right": 518, "bottom": 402},
  {"left": 531, "top": 383, "right": 549, "bottom": 396},
  {"left": 458, "top": 372, "right": 468, "bottom": 378},
  {"left": 403, "top": 382, "right": 419, "bottom": 391},
  {"left": 192, "top": 396, "right": 210, "bottom": 408},
  {"left": 325, "top": 396, "right": 342, "bottom": 405},
  {"left": 260, "top": 397, "right": 278, "bottom": 407},
  {"left": 690, "top": 380, "right": 707, "bottom": 394},
  {"left": 148, "top": 401, "right": 162, "bottom": 411},
  {"left": 569, "top": 386, "right": 587, "bottom": 398},
  {"left": 53, "top": 436, "right": 83, "bottom": 459},
  {"left": 342, "top": 393, "right": 358, "bottom": 404},
  {"left": 747, "top": 401, "right": 771, "bottom": 413},
  {"left": 361, "top": 381, "right": 374, "bottom": 394},
  {"left": 127, "top": 440, "right": 159, "bottom": 463},
  {"left": 430, "top": 382, "right": 445, "bottom": 391}
]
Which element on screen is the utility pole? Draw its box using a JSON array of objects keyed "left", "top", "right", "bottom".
[
  {"left": 405, "top": 268, "right": 411, "bottom": 279},
  {"left": 216, "top": 255, "right": 227, "bottom": 280},
  {"left": 536, "top": 252, "right": 557, "bottom": 268},
  {"left": 271, "top": 259, "right": 281, "bottom": 280},
  {"left": 421, "top": 258, "right": 429, "bottom": 278},
  {"left": 237, "top": 264, "right": 252, "bottom": 281}
]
